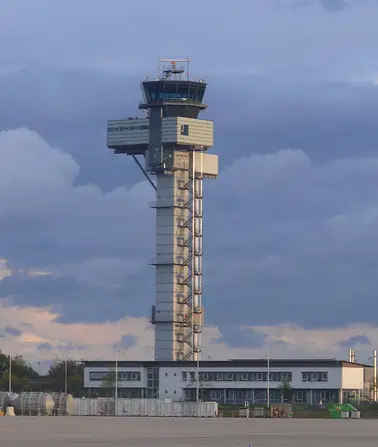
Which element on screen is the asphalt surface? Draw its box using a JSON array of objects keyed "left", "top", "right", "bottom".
[{"left": 0, "top": 417, "right": 377, "bottom": 446}]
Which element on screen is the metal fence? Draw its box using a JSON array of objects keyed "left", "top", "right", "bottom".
[{"left": 72, "top": 398, "right": 218, "bottom": 417}]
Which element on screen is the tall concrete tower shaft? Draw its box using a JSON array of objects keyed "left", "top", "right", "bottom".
[{"left": 107, "top": 59, "right": 218, "bottom": 361}]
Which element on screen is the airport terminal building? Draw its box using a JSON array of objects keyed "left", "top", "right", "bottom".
[{"left": 83, "top": 359, "right": 369, "bottom": 405}]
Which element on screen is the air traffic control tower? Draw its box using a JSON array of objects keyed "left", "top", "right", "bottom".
[{"left": 107, "top": 59, "right": 218, "bottom": 361}]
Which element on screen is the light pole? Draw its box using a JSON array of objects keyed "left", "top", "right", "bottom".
[
  {"left": 55, "top": 352, "right": 68, "bottom": 394},
  {"left": 196, "top": 356, "right": 200, "bottom": 403},
  {"left": 267, "top": 350, "right": 270, "bottom": 416},
  {"left": 64, "top": 359, "right": 68, "bottom": 394},
  {"left": 368, "top": 352, "right": 377, "bottom": 402},
  {"left": 115, "top": 347, "right": 118, "bottom": 400},
  {"left": 374, "top": 351, "right": 377, "bottom": 402},
  {"left": 8, "top": 354, "right": 12, "bottom": 393}
]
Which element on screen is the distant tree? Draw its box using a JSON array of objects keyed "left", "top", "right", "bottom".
[
  {"left": 101, "top": 369, "right": 116, "bottom": 395},
  {"left": 11, "top": 354, "right": 39, "bottom": 378},
  {"left": 0, "top": 352, "right": 8, "bottom": 378},
  {"left": 0, "top": 351, "right": 38, "bottom": 392},
  {"left": 47, "top": 359, "right": 84, "bottom": 396},
  {"left": 0, "top": 371, "right": 29, "bottom": 392},
  {"left": 188, "top": 373, "right": 211, "bottom": 402},
  {"left": 279, "top": 380, "right": 294, "bottom": 402}
]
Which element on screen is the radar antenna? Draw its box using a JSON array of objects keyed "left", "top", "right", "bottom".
[{"left": 158, "top": 59, "right": 190, "bottom": 81}]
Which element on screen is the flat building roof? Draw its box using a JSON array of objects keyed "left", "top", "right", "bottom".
[{"left": 83, "top": 359, "right": 370, "bottom": 368}]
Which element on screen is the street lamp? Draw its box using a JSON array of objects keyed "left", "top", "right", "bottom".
[
  {"left": 8, "top": 354, "right": 12, "bottom": 393},
  {"left": 64, "top": 359, "right": 68, "bottom": 395},
  {"left": 267, "top": 350, "right": 270, "bottom": 416},
  {"left": 54, "top": 352, "right": 68, "bottom": 394},
  {"left": 115, "top": 347, "right": 118, "bottom": 400},
  {"left": 368, "top": 351, "right": 377, "bottom": 402}
]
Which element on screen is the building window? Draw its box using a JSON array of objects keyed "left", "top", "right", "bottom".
[
  {"left": 174, "top": 370, "right": 295, "bottom": 384},
  {"left": 280, "top": 372, "right": 292, "bottom": 381},
  {"left": 89, "top": 371, "right": 141, "bottom": 382},
  {"left": 301, "top": 372, "right": 328, "bottom": 382},
  {"left": 180, "top": 124, "right": 189, "bottom": 136},
  {"left": 89, "top": 371, "right": 108, "bottom": 381}
]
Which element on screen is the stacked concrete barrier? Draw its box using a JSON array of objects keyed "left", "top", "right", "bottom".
[{"left": 72, "top": 398, "right": 218, "bottom": 417}]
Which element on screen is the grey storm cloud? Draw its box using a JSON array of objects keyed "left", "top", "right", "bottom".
[
  {"left": 295, "top": 0, "right": 349, "bottom": 12},
  {"left": 2, "top": 69, "right": 378, "bottom": 192},
  {"left": 216, "top": 327, "right": 268, "bottom": 349},
  {"left": 37, "top": 343, "right": 54, "bottom": 352},
  {"left": 4, "top": 326, "right": 22, "bottom": 337},
  {"left": 1, "top": 0, "right": 378, "bottom": 352},
  {"left": 339, "top": 335, "right": 371, "bottom": 348},
  {"left": 318, "top": 0, "right": 348, "bottom": 12},
  {"left": 0, "top": 270, "right": 153, "bottom": 323},
  {"left": 2, "top": 125, "right": 378, "bottom": 332},
  {"left": 0, "top": 1, "right": 377, "bottom": 80},
  {"left": 116, "top": 335, "right": 138, "bottom": 350},
  {"left": 0, "top": 326, "right": 22, "bottom": 337}
]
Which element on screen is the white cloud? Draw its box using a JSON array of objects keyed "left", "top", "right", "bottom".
[
  {"left": 0, "top": 127, "right": 154, "bottom": 274},
  {"left": 0, "top": 299, "right": 153, "bottom": 364},
  {"left": 0, "top": 300, "right": 376, "bottom": 370}
]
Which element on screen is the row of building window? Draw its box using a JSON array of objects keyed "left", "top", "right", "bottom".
[
  {"left": 149, "top": 92, "right": 202, "bottom": 101},
  {"left": 182, "top": 371, "right": 293, "bottom": 383},
  {"left": 302, "top": 372, "right": 328, "bottom": 382},
  {"left": 107, "top": 124, "right": 149, "bottom": 133},
  {"left": 184, "top": 389, "right": 339, "bottom": 405},
  {"left": 88, "top": 370, "right": 328, "bottom": 383},
  {"left": 89, "top": 371, "right": 141, "bottom": 382},
  {"left": 182, "top": 371, "right": 328, "bottom": 383},
  {"left": 107, "top": 123, "right": 190, "bottom": 135}
]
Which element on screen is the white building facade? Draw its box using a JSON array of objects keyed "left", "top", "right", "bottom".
[{"left": 83, "top": 359, "right": 367, "bottom": 405}]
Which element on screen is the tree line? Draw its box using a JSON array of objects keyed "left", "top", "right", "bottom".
[{"left": 0, "top": 351, "right": 86, "bottom": 396}]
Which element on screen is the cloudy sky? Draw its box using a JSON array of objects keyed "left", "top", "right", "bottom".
[{"left": 1, "top": 0, "right": 378, "bottom": 369}]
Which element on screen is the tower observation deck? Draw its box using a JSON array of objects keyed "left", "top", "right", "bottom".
[{"left": 107, "top": 59, "right": 218, "bottom": 361}]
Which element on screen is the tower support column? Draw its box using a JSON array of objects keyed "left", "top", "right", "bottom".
[{"left": 107, "top": 59, "right": 217, "bottom": 362}]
